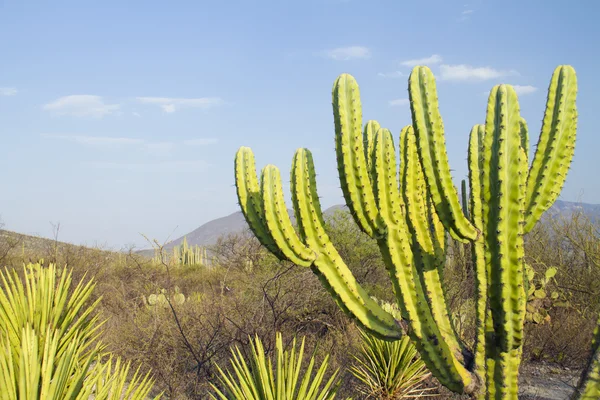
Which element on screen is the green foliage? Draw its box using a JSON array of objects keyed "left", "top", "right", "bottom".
[
  {"left": 0, "top": 263, "right": 159, "bottom": 399},
  {"left": 523, "top": 265, "right": 570, "bottom": 325},
  {"left": 232, "top": 63, "right": 594, "bottom": 399},
  {"left": 210, "top": 332, "right": 341, "bottom": 400},
  {"left": 350, "top": 302, "right": 433, "bottom": 399}
]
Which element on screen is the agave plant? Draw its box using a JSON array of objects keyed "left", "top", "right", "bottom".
[
  {"left": 211, "top": 332, "right": 340, "bottom": 400},
  {"left": 0, "top": 263, "right": 159, "bottom": 400},
  {"left": 350, "top": 302, "right": 434, "bottom": 399}
]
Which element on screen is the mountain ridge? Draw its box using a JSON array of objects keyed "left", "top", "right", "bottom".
[{"left": 147, "top": 199, "right": 600, "bottom": 251}]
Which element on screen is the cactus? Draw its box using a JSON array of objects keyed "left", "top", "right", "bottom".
[
  {"left": 234, "top": 65, "right": 594, "bottom": 399},
  {"left": 145, "top": 287, "right": 186, "bottom": 307},
  {"left": 152, "top": 236, "right": 208, "bottom": 266}
]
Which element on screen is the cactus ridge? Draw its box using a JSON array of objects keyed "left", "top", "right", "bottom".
[
  {"left": 467, "top": 124, "right": 488, "bottom": 393},
  {"left": 290, "top": 149, "right": 402, "bottom": 339},
  {"left": 260, "top": 165, "right": 315, "bottom": 267},
  {"left": 483, "top": 85, "right": 527, "bottom": 398},
  {"left": 363, "top": 120, "right": 380, "bottom": 183},
  {"left": 235, "top": 147, "right": 285, "bottom": 259},
  {"left": 525, "top": 65, "right": 578, "bottom": 233},
  {"left": 403, "top": 127, "right": 466, "bottom": 361},
  {"left": 408, "top": 66, "right": 478, "bottom": 243},
  {"left": 519, "top": 117, "right": 529, "bottom": 164},
  {"left": 233, "top": 65, "right": 592, "bottom": 399},
  {"left": 333, "top": 74, "right": 383, "bottom": 238}
]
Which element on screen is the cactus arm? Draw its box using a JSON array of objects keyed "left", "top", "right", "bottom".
[
  {"left": 235, "top": 147, "right": 285, "bottom": 259},
  {"left": 260, "top": 165, "right": 316, "bottom": 267},
  {"left": 333, "top": 74, "right": 383, "bottom": 238},
  {"left": 572, "top": 312, "right": 600, "bottom": 400},
  {"left": 483, "top": 85, "right": 527, "bottom": 399},
  {"left": 400, "top": 126, "right": 435, "bottom": 255},
  {"left": 291, "top": 148, "right": 402, "bottom": 340},
  {"left": 468, "top": 124, "right": 488, "bottom": 395},
  {"left": 524, "top": 65, "right": 578, "bottom": 233},
  {"left": 363, "top": 120, "right": 380, "bottom": 182},
  {"left": 398, "top": 126, "right": 469, "bottom": 371},
  {"left": 371, "top": 127, "right": 474, "bottom": 394},
  {"left": 409, "top": 66, "right": 478, "bottom": 243}
]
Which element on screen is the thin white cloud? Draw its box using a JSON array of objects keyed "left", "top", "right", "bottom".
[
  {"left": 136, "top": 97, "right": 224, "bottom": 113},
  {"left": 144, "top": 142, "right": 175, "bottom": 156},
  {"left": 378, "top": 71, "right": 405, "bottom": 78},
  {"left": 0, "top": 87, "right": 17, "bottom": 96},
  {"left": 439, "top": 64, "right": 519, "bottom": 82},
  {"left": 183, "top": 138, "right": 218, "bottom": 146},
  {"left": 401, "top": 54, "right": 442, "bottom": 67},
  {"left": 458, "top": 6, "right": 475, "bottom": 21},
  {"left": 389, "top": 99, "right": 410, "bottom": 107},
  {"left": 89, "top": 160, "right": 209, "bottom": 172},
  {"left": 324, "top": 46, "right": 371, "bottom": 61},
  {"left": 132, "top": 112, "right": 141, "bottom": 117},
  {"left": 513, "top": 85, "right": 538, "bottom": 96},
  {"left": 42, "top": 134, "right": 143, "bottom": 146},
  {"left": 43, "top": 95, "right": 120, "bottom": 118}
]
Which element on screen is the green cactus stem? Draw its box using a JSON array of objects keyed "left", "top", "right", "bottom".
[
  {"left": 524, "top": 65, "right": 577, "bottom": 233},
  {"left": 409, "top": 66, "right": 478, "bottom": 243}
]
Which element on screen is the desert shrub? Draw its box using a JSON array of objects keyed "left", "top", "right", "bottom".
[
  {"left": 349, "top": 302, "right": 433, "bottom": 399},
  {"left": 211, "top": 332, "right": 341, "bottom": 400},
  {"left": 0, "top": 263, "right": 158, "bottom": 399}
]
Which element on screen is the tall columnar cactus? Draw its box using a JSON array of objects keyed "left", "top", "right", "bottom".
[
  {"left": 234, "top": 65, "right": 594, "bottom": 399},
  {"left": 152, "top": 236, "right": 207, "bottom": 266}
]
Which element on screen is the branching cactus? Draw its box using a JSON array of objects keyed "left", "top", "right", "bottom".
[{"left": 234, "top": 65, "right": 597, "bottom": 399}]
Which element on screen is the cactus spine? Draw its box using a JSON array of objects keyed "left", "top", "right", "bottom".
[{"left": 233, "top": 65, "right": 593, "bottom": 399}]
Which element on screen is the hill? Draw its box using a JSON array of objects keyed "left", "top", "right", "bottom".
[{"left": 149, "top": 199, "right": 600, "bottom": 251}]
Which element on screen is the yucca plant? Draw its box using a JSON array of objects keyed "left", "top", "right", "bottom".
[
  {"left": 0, "top": 262, "right": 160, "bottom": 399},
  {"left": 350, "top": 302, "right": 434, "bottom": 399},
  {"left": 211, "top": 332, "right": 341, "bottom": 400}
]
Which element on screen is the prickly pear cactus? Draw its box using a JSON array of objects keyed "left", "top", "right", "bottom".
[{"left": 145, "top": 287, "right": 186, "bottom": 308}]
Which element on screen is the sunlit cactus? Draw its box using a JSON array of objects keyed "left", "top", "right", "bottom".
[{"left": 233, "top": 65, "right": 596, "bottom": 399}]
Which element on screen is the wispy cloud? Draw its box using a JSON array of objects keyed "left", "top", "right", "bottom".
[
  {"left": 42, "top": 134, "right": 215, "bottom": 154},
  {"left": 144, "top": 142, "right": 175, "bottom": 156},
  {"left": 513, "top": 85, "right": 538, "bottom": 96},
  {"left": 401, "top": 54, "right": 443, "bottom": 67},
  {"left": 458, "top": 5, "right": 475, "bottom": 21},
  {"left": 389, "top": 99, "right": 410, "bottom": 107},
  {"left": 132, "top": 112, "right": 141, "bottom": 117},
  {"left": 378, "top": 71, "right": 405, "bottom": 78},
  {"left": 439, "top": 64, "right": 519, "bottom": 82},
  {"left": 42, "top": 134, "right": 143, "bottom": 146},
  {"left": 323, "top": 46, "right": 371, "bottom": 61},
  {"left": 89, "top": 160, "right": 210, "bottom": 172},
  {"left": 136, "top": 97, "right": 224, "bottom": 113},
  {"left": 183, "top": 138, "right": 218, "bottom": 146},
  {"left": 0, "top": 87, "right": 17, "bottom": 96},
  {"left": 43, "top": 95, "right": 120, "bottom": 118}
]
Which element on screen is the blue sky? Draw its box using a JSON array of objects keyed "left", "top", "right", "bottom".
[{"left": 1, "top": 0, "right": 599, "bottom": 249}]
